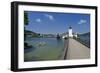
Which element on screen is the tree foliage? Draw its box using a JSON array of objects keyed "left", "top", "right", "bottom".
[
  {"left": 24, "top": 12, "right": 29, "bottom": 40},
  {"left": 24, "top": 12, "right": 29, "bottom": 25}
]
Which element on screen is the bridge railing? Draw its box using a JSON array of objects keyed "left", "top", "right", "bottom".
[{"left": 73, "top": 37, "right": 90, "bottom": 48}]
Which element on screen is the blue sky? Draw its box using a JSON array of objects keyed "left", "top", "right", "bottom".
[{"left": 25, "top": 11, "right": 90, "bottom": 34}]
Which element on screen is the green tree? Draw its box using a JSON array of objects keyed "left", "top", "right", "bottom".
[
  {"left": 24, "top": 12, "right": 29, "bottom": 40},
  {"left": 24, "top": 12, "right": 32, "bottom": 48},
  {"left": 24, "top": 12, "right": 29, "bottom": 25}
]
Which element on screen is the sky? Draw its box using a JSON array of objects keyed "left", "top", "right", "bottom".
[{"left": 25, "top": 11, "right": 90, "bottom": 34}]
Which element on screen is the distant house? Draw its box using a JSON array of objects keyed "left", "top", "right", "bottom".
[{"left": 62, "top": 26, "right": 77, "bottom": 38}]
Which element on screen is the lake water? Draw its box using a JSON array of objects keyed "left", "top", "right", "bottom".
[{"left": 24, "top": 38, "right": 65, "bottom": 62}]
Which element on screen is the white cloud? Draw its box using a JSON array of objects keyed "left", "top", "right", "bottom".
[
  {"left": 36, "top": 18, "right": 41, "bottom": 22},
  {"left": 78, "top": 19, "right": 87, "bottom": 24},
  {"left": 44, "top": 14, "right": 54, "bottom": 20}
]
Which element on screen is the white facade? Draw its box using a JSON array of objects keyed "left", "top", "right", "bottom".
[
  {"left": 74, "top": 33, "right": 78, "bottom": 38},
  {"left": 62, "top": 35, "right": 68, "bottom": 38},
  {"left": 68, "top": 27, "right": 73, "bottom": 37},
  {"left": 62, "top": 26, "right": 77, "bottom": 38}
]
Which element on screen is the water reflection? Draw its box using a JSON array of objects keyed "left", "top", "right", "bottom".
[{"left": 24, "top": 38, "right": 65, "bottom": 62}]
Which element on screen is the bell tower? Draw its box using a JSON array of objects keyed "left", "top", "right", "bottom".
[{"left": 68, "top": 26, "right": 73, "bottom": 37}]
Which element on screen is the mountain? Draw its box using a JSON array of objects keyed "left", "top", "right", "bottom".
[
  {"left": 24, "top": 30, "right": 40, "bottom": 38},
  {"left": 25, "top": 30, "right": 56, "bottom": 38},
  {"left": 79, "top": 32, "right": 90, "bottom": 37}
]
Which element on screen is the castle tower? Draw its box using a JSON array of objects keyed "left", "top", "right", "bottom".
[{"left": 68, "top": 26, "right": 73, "bottom": 37}]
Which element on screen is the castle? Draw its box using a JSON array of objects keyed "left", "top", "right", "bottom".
[{"left": 62, "top": 26, "right": 77, "bottom": 38}]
